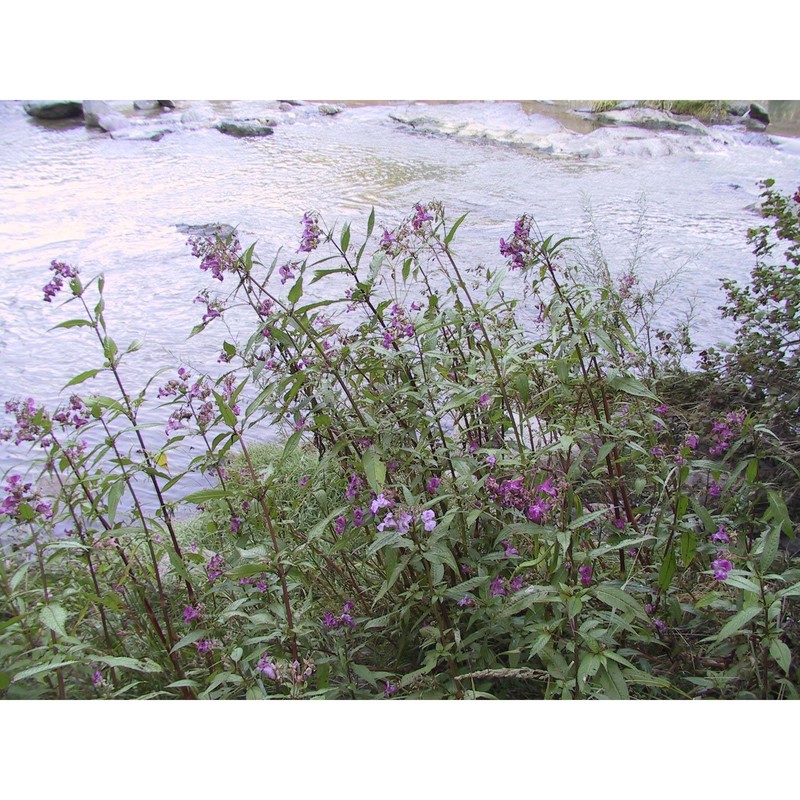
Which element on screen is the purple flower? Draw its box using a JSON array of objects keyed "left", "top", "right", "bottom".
[
  {"left": 384, "top": 680, "right": 399, "bottom": 697},
  {"left": 299, "top": 475, "right": 310, "bottom": 488},
  {"left": 323, "top": 611, "right": 339, "bottom": 628},
  {"left": 711, "top": 525, "right": 730, "bottom": 544},
  {"left": 420, "top": 509, "right": 436, "bottom": 532},
  {"left": 334, "top": 515, "right": 346, "bottom": 535},
  {"left": 536, "top": 476, "right": 557, "bottom": 497},
  {"left": 457, "top": 595, "right": 475, "bottom": 607},
  {"left": 478, "top": 393, "right": 490, "bottom": 407},
  {"left": 654, "top": 403, "right": 668, "bottom": 415},
  {"left": 340, "top": 613, "right": 355, "bottom": 629},
  {"left": 426, "top": 477, "right": 441, "bottom": 494},
  {"left": 509, "top": 576, "right": 526, "bottom": 592},
  {"left": 578, "top": 565, "right": 593, "bottom": 586},
  {"left": 91, "top": 670, "right": 103, "bottom": 687},
  {"left": 353, "top": 507, "right": 364, "bottom": 526},
  {"left": 257, "top": 652, "right": 278, "bottom": 681},
  {"left": 230, "top": 517, "right": 242, "bottom": 534},
  {"left": 370, "top": 493, "right": 391, "bottom": 514},
  {"left": 183, "top": 605, "right": 201, "bottom": 624},
  {"left": 490, "top": 577, "right": 508, "bottom": 597},
  {"left": 712, "top": 557, "right": 733, "bottom": 581},
  {"left": 486, "top": 455, "right": 496, "bottom": 469},
  {"left": 377, "top": 512, "right": 396, "bottom": 532},
  {"left": 195, "top": 639, "right": 214, "bottom": 655},
  {"left": 685, "top": 434, "right": 699, "bottom": 450},
  {"left": 526, "top": 498, "right": 550, "bottom": 523},
  {"left": 380, "top": 229, "right": 397, "bottom": 250},
  {"left": 709, "top": 481, "right": 722, "bottom": 498},
  {"left": 501, "top": 539, "right": 519, "bottom": 558}
]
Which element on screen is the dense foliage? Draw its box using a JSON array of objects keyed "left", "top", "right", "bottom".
[{"left": 1, "top": 184, "right": 798, "bottom": 699}]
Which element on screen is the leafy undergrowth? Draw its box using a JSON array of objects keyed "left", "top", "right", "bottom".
[{"left": 2, "top": 185, "right": 799, "bottom": 699}]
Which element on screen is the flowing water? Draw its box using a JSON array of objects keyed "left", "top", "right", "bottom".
[{"left": 1, "top": 98, "right": 799, "bottom": 496}]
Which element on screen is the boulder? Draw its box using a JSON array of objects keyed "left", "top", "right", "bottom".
[
  {"left": 727, "top": 102, "right": 748, "bottom": 117},
  {"left": 23, "top": 101, "right": 83, "bottom": 119},
  {"left": 134, "top": 100, "right": 160, "bottom": 110},
  {"left": 318, "top": 104, "right": 343, "bottom": 116},
  {"left": 748, "top": 103, "right": 770, "bottom": 126},
  {"left": 157, "top": 100, "right": 176, "bottom": 109},
  {"left": 277, "top": 99, "right": 302, "bottom": 106},
  {"left": 82, "top": 100, "right": 113, "bottom": 128},
  {"left": 216, "top": 119, "right": 275, "bottom": 137},
  {"left": 743, "top": 117, "right": 767, "bottom": 132},
  {"left": 96, "top": 113, "right": 129, "bottom": 133}
]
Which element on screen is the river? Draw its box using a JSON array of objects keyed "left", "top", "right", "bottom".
[{"left": 1, "top": 98, "right": 799, "bottom": 495}]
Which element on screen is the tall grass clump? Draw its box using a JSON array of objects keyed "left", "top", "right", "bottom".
[{"left": 1, "top": 187, "right": 798, "bottom": 699}]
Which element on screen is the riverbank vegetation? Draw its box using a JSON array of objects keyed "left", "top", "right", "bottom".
[{"left": 1, "top": 181, "right": 798, "bottom": 699}]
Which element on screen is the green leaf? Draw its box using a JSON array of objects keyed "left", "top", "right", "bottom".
[
  {"left": 107, "top": 479, "right": 125, "bottom": 525},
  {"left": 181, "top": 488, "right": 229, "bottom": 505},
  {"left": 170, "top": 630, "right": 209, "bottom": 654},
  {"left": 767, "top": 490, "right": 793, "bottom": 537},
  {"left": 63, "top": 368, "right": 102, "bottom": 388},
  {"left": 288, "top": 276, "right": 304, "bottom": 304},
  {"left": 680, "top": 529, "right": 696, "bottom": 566},
  {"left": 761, "top": 523, "right": 781, "bottom": 573},
  {"left": 594, "top": 585, "right": 648, "bottom": 621},
  {"left": 49, "top": 318, "right": 92, "bottom": 330},
  {"left": 362, "top": 450, "right": 386, "bottom": 493},
  {"left": 0, "top": 672, "right": 10, "bottom": 691},
  {"left": 715, "top": 605, "right": 762, "bottom": 642},
  {"left": 12, "top": 661, "right": 79, "bottom": 683},
  {"left": 39, "top": 604, "right": 68, "bottom": 638},
  {"left": 340, "top": 223, "right": 351, "bottom": 252},
  {"left": 444, "top": 212, "right": 468, "bottom": 245},
  {"left": 769, "top": 639, "right": 792, "bottom": 675},
  {"left": 607, "top": 373, "right": 658, "bottom": 401},
  {"left": 366, "top": 207, "right": 375, "bottom": 237},
  {"left": 658, "top": 548, "right": 677, "bottom": 591},
  {"left": 212, "top": 390, "right": 238, "bottom": 428},
  {"left": 93, "top": 655, "right": 163, "bottom": 673}
]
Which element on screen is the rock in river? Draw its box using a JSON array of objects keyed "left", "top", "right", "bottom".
[
  {"left": 748, "top": 103, "right": 770, "bottom": 126},
  {"left": 216, "top": 119, "right": 276, "bottom": 137},
  {"left": 23, "top": 101, "right": 83, "bottom": 119},
  {"left": 82, "top": 100, "right": 113, "bottom": 128}
]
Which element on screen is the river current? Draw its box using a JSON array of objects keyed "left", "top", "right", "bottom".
[{"left": 1, "top": 98, "right": 798, "bottom": 489}]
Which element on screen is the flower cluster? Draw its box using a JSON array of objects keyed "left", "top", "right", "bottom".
[
  {"left": 489, "top": 575, "right": 526, "bottom": 597},
  {"left": 323, "top": 600, "right": 356, "bottom": 630},
  {"left": 1, "top": 398, "right": 49, "bottom": 447},
  {"left": 298, "top": 212, "right": 321, "bottom": 253},
  {"left": 206, "top": 553, "right": 225, "bottom": 584},
  {"left": 52, "top": 395, "right": 89, "bottom": 430},
  {"left": 43, "top": 260, "right": 79, "bottom": 303},
  {"left": 194, "top": 290, "right": 226, "bottom": 325},
  {"left": 187, "top": 233, "right": 242, "bottom": 282},
  {"left": 486, "top": 474, "right": 558, "bottom": 524},
  {"left": 381, "top": 303, "right": 416, "bottom": 349},
  {"left": 709, "top": 410, "right": 746, "bottom": 457},
  {"left": 499, "top": 216, "right": 535, "bottom": 270},
  {"left": 0, "top": 474, "right": 53, "bottom": 521}
]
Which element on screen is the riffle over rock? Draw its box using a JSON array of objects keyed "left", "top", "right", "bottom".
[
  {"left": 23, "top": 101, "right": 83, "bottom": 120},
  {"left": 176, "top": 223, "right": 237, "bottom": 238},
  {"left": 318, "top": 104, "right": 343, "bottom": 116},
  {"left": 134, "top": 100, "right": 160, "bottom": 110}
]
